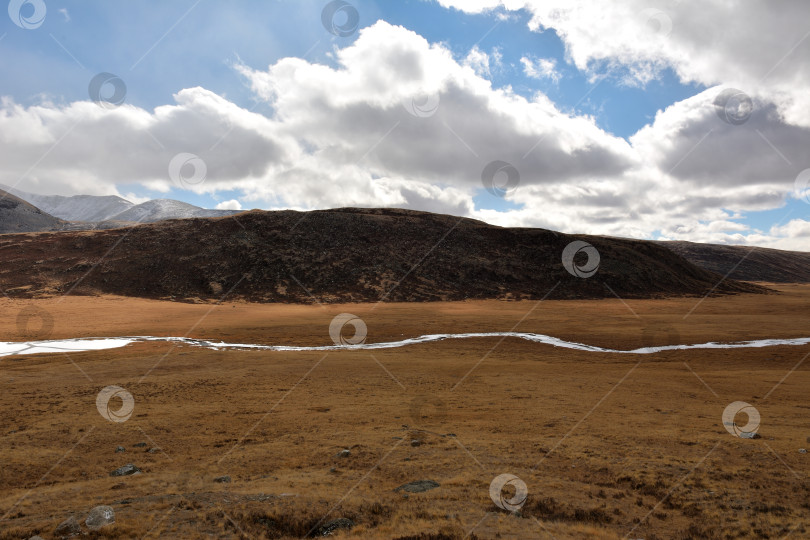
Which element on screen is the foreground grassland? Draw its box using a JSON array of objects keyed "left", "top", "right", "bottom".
[{"left": 1, "top": 286, "right": 809, "bottom": 539}]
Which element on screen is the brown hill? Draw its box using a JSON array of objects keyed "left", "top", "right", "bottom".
[
  {"left": 0, "top": 190, "right": 69, "bottom": 234},
  {"left": 0, "top": 208, "right": 765, "bottom": 302},
  {"left": 658, "top": 241, "right": 810, "bottom": 283}
]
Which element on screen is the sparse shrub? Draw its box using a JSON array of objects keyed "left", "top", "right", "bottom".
[
  {"left": 682, "top": 503, "right": 702, "bottom": 517},
  {"left": 524, "top": 497, "right": 612, "bottom": 525},
  {"left": 395, "top": 533, "right": 478, "bottom": 540},
  {"left": 675, "top": 521, "right": 719, "bottom": 539}
]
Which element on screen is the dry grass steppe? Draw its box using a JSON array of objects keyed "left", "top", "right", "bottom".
[{"left": 1, "top": 285, "right": 809, "bottom": 538}]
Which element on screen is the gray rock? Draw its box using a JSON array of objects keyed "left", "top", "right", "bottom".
[
  {"left": 54, "top": 516, "right": 81, "bottom": 538},
  {"left": 410, "top": 439, "right": 423, "bottom": 447},
  {"left": 85, "top": 505, "right": 115, "bottom": 530},
  {"left": 110, "top": 463, "right": 141, "bottom": 477},
  {"left": 334, "top": 449, "right": 351, "bottom": 458},
  {"left": 318, "top": 517, "right": 354, "bottom": 536},
  {"left": 147, "top": 447, "right": 160, "bottom": 454},
  {"left": 800, "top": 448, "right": 807, "bottom": 454},
  {"left": 739, "top": 432, "right": 760, "bottom": 439},
  {"left": 214, "top": 475, "right": 231, "bottom": 483},
  {"left": 115, "top": 446, "right": 125, "bottom": 453},
  {"left": 132, "top": 442, "right": 147, "bottom": 448},
  {"left": 394, "top": 479, "right": 440, "bottom": 493},
  {"left": 29, "top": 536, "right": 45, "bottom": 540}
]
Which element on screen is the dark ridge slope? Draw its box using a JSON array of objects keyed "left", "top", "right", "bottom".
[
  {"left": 658, "top": 241, "right": 810, "bottom": 283},
  {"left": 0, "top": 208, "right": 766, "bottom": 302},
  {"left": 0, "top": 190, "right": 68, "bottom": 234}
]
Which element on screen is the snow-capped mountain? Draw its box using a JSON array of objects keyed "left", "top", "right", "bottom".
[
  {"left": 1, "top": 185, "right": 135, "bottom": 222},
  {"left": 2, "top": 186, "right": 240, "bottom": 223},
  {"left": 111, "top": 199, "right": 239, "bottom": 223},
  {"left": 0, "top": 189, "right": 68, "bottom": 233}
]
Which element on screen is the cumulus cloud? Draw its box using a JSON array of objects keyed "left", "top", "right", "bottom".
[
  {"left": 464, "top": 46, "right": 492, "bottom": 77},
  {"left": 237, "top": 21, "right": 634, "bottom": 192},
  {"left": 434, "top": 0, "right": 810, "bottom": 128},
  {"left": 663, "top": 218, "right": 810, "bottom": 252},
  {"left": 631, "top": 88, "right": 810, "bottom": 190},
  {"left": 216, "top": 199, "right": 242, "bottom": 210},
  {"left": 521, "top": 56, "right": 560, "bottom": 83},
  {"left": 2, "top": 17, "right": 808, "bottom": 249},
  {"left": 0, "top": 89, "right": 294, "bottom": 196},
  {"left": 123, "top": 192, "right": 150, "bottom": 205}
]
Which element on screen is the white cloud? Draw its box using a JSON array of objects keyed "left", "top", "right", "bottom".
[
  {"left": 0, "top": 88, "right": 295, "bottom": 196},
  {"left": 770, "top": 219, "right": 810, "bottom": 241},
  {"left": 631, "top": 87, "right": 810, "bottom": 190},
  {"left": 701, "top": 219, "right": 810, "bottom": 251},
  {"left": 237, "top": 21, "right": 633, "bottom": 192},
  {"left": 464, "top": 46, "right": 491, "bottom": 77},
  {"left": 122, "top": 192, "right": 151, "bottom": 205},
  {"left": 520, "top": 56, "right": 560, "bottom": 83},
  {"left": 2, "top": 19, "right": 809, "bottom": 250},
  {"left": 434, "top": 0, "right": 810, "bottom": 129},
  {"left": 435, "top": 0, "right": 509, "bottom": 14},
  {"left": 216, "top": 199, "right": 242, "bottom": 210}
]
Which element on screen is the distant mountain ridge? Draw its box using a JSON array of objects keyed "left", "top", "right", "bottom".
[
  {"left": 0, "top": 190, "right": 68, "bottom": 233},
  {"left": 0, "top": 188, "right": 807, "bottom": 289},
  {"left": 657, "top": 241, "right": 810, "bottom": 283},
  {"left": 110, "top": 199, "right": 239, "bottom": 223},
  {"left": 0, "top": 185, "right": 134, "bottom": 222},
  {"left": 0, "top": 185, "right": 239, "bottom": 224}
]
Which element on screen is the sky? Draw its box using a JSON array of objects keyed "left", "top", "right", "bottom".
[{"left": 1, "top": 0, "right": 809, "bottom": 249}]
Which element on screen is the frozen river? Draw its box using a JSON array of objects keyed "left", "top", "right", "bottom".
[{"left": 2, "top": 333, "right": 810, "bottom": 358}]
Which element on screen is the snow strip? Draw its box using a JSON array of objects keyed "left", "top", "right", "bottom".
[{"left": 2, "top": 333, "right": 810, "bottom": 358}]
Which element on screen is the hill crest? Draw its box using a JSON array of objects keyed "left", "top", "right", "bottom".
[{"left": 0, "top": 207, "right": 765, "bottom": 302}]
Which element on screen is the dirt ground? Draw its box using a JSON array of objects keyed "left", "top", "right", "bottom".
[{"left": 1, "top": 285, "right": 809, "bottom": 539}]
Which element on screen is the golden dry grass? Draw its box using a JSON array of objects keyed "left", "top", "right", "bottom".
[{"left": 1, "top": 286, "right": 809, "bottom": 538}]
